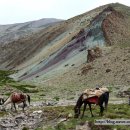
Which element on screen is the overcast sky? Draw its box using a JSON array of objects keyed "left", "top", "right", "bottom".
[{"left": 0, "top": 0, "right": 130, "bottom": 25}]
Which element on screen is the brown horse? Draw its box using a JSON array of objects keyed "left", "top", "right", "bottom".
[
  {"left": 74, "top": 92, "right": 109, "bottom": 118},
  {"left": 2, "top": 92, "right": 30, "bottom": 112}
]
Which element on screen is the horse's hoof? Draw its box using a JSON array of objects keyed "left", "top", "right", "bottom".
[{"left": 92, "top": 115, "right": 94, "bottom": 117}]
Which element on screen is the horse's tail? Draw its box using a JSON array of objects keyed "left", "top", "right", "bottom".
[
  {"left": 104, "top": 92, "right": 109, "bottom": 111},
  {"left": 27, "top": 95, "right": 30, "bottom": 105}
]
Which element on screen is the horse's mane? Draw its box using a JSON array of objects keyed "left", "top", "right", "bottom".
[{"left": 75, "top": 94, "right": 84, "bottom": 108}]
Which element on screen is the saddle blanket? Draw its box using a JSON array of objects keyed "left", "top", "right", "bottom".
[{"left": 12, "top": 93, "right": 25, "bottom": 103}]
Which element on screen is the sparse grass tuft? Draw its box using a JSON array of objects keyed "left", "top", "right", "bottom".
[
  {"left": 53, "top": 96, "right": 60, "bottom": 101},
  {"left": 11, "top": 84, "right": 38, "bottom": 93},
  {"left": 22, "top": 127, "right": 29, "bottom": 130},
  {"left": 0, "top": 70, "right": 15, "bottom": 85},
  {"left": 44, "top": 104, "right": 130, "bottom": 130},
  {"left": 0, "top": 111, "right": 8, "bottom": 117}
]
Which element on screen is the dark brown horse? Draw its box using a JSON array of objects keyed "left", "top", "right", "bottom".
[
  {"left": 2, "top": 92, "right": 30, "bottom": 112},
  {"left": 74, "top": 92, "right": 109, "bottom": 118}
]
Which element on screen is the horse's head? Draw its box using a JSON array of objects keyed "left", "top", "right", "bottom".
[
  {"left": 0, "top": 98, "right": 4, "bottom": 105},
  {"left": 74, "top": 94, "right": 84, "bottom": 118},
  {"left": 0, "top": 98, "right": 6, "bottom": 111},
  {"left": 74, "top": 106, "right": 80, "bottom": 118}
]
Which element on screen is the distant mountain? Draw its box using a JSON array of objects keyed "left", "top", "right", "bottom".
[
  {"left": 0, "top": 3, "right": 130, "bottom": 87},
  {"left": 0, "top": 18, "right": 62, "bottom": 44}
]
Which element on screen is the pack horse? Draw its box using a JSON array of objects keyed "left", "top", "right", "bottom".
[
  {"left": 74, "top": 87, "right": 109, "bottom": 118},
  {"left": 2, "top": 92, "right": 30, "bottom": 111}
]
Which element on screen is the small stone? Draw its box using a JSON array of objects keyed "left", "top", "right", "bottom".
[
  {"left": 106, "top": 69, "right": 111, "bottom": 73},
  {"left": 33, "top": 110, "right": 42, "bottom": 114}
]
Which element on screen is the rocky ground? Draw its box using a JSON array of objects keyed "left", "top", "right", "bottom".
[
  {"left": 0, "top": 100, "right": 74, "bottom": 130},
  {"left": 0, "top": 110, "right": 43, "bottom": 130}
]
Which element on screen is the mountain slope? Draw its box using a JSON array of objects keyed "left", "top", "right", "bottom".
[
  {"left": 10, "top": 4, "right": 109, "bottom": 81},
  {"left": 0, "top": 3, "right": 129, "bottom": 88},
  {"left": 0, "top": 18, "right": 63, "bottom": 69},
  {"left": 0, "top": 18, "right": 62, "bottom": 44}
]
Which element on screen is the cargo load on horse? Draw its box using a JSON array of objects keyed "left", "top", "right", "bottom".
[
  {"left": 82, "top": 87, "right": 109, "bottom": 100},
  {"left": 74, "top": 87, "right": 109, "bottom": 118}
]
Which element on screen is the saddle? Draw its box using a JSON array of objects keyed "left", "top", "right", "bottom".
[
  {"left": 82, "top": 87, "right": 109, "bottom": 100},
  {"left": 86, "top": 96, "right": 99, "bottom": 104},
  {"left": 12, "top": 93, "right": 25, "bottom": 103}
]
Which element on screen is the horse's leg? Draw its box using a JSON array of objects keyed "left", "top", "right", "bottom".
[
  {"left": 104, "top": 102, "right": 108, "bottom": 112},
  {"left": 98, "top": 95, "right": 104, "bottom": 116},
  {"left": 11, "top": 103, "right": 17, "bottom": 112},
  {"left": 104, "top": 92, "right": 109, "bottom": 111},
  {"left": 11, "top": 103, "right": 13, "bottom": 110},
  {"left": 22, "top": 101, "right": 26, "bottom": 112},
  {"left": 99, "top": 105, "right": 104, "bottom": 116},
  {"left": 13, "top": 103, "right": 17, "bottom": 112},
  {"left": 81, "top": 103, "right": 87, "bottom": 118},
  {"left": 88, "top": 103, "right": 94, "bottom": 117}
]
